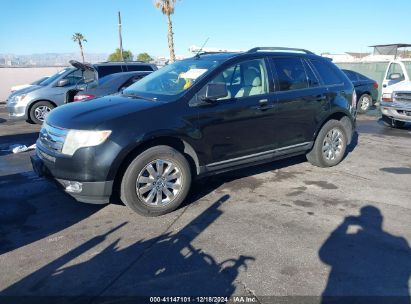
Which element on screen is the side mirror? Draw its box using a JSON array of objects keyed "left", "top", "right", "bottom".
[
  {"left": 389, "top": 73, "right": 403, "bottom": 81},
  {"left": 202, "top": 83, "right": 228, "bottom": 102},
  {"left": 56, "top": 79, "right": 70, "bottom": 87}
]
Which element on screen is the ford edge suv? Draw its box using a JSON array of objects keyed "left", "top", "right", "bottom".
[{"left": 31, "top": 47, "right": 357, "bottom": 216}]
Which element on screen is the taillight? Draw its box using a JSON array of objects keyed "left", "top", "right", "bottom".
[
  {"left": 373, "top": 82, "right": 378, "bottom": 89},
  {"left": 382, "top": 93, "right": 393, "bottom": 102},
  {"left": 73, "top": 94, "right": 96, "bottom": 101},
  {"left": 352, "top": 90, "right": 357, "bottom": 108}
]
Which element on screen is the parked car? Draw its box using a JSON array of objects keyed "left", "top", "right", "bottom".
[
  {"left": 31, "top": 47, "right": 356, "bottom": 216},
  {"left": 341, "top": 69, "right": 378, "bottom": 113},
  {"left": 6, "top": 61, "right": 157, "bottom": 124},
  {"left": 65, "top": 71, "right": 152, "bottom": 103},
  {"left": 381, "top": 85, "right": 411, "bottom": 128},
  {"left": 11, "top": 75, "right": 50, "bottom": 93}
]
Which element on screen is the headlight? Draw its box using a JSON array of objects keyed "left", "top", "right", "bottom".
[
  {"left": 62, "top": 130, "right": 112, "bottom": 156},
  {"left": 382, "top": 93, "right": 392, "bottom": 102},
  {"left": 12, "top": 94, "right": 27, "bottom": 103}
]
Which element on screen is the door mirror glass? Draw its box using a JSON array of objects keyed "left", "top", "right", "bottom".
[
  {"left": 56, "top": 79, "right": 70, "bottom": 87},
  {"left": 389, "top": 73, "right": 403, "bottom": 81},
  {"left": 202, "top": 83, "right": 228, "bottom": 102}
]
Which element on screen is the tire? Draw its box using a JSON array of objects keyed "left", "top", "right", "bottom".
[
  {"left": 29, "top": 101, "right": 55, "bottom": 124},
  {"left": 120, "top": 145, "right": 192, "bottom": 216},
  {"left": 382, "top": 115, "right": 406, "bottom": 128},
  {"left": 357, "top": 94, "right": 372, "bottom": 113},
  {"left": 306, "top": 120, "right": 348, "bottom": 168}
]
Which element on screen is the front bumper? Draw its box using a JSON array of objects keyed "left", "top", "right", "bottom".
[
  {"left": 380, "top": 103, "right": 411, "bottom": 122},
  {"left": 31, "top": 153, "right": 113, "bottom": 204},
  {"left": 6, "top": 103, "right": 27, "bottom": 120}
]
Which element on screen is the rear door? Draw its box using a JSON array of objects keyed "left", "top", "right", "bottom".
[{"left": 270, "top": 56, "right": 328, "bottom": 148}]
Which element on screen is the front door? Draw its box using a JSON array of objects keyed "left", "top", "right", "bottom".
[
  {"left": 382, "top": 61, "right": 409, "bottom": 96},
  {"left": 192, "top": 58, "right": 277, "bottom": 165}
]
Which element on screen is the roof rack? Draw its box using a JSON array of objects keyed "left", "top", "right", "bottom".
[{"left": 247, "top": 47, "right": 314, "bottom": 55}]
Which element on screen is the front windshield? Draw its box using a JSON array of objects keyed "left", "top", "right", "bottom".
[
  {"left": 38, "top": 68, "right": 71, "bottom": 86},
  {"left": 123, "top": 59, "right": 219, "bottom": 97}
]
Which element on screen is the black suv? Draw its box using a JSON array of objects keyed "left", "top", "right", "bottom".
[{"left": 31, "top": 47, "right": 357, "bottom": 216}]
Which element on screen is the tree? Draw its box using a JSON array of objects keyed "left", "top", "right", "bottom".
[
  {"left": 136, "top": 52, "right": 153, "bottom": 63},
  {"left": 107, "top": 48, "right": 133, "bottom": 61},
  {"left": 154, "top": 0, "right": 177, "bottom": 62},
  {"left": 72, "top": 33, "right": 87, "bottom": 63}
]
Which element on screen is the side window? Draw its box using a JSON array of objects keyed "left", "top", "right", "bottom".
[
  {"left": 207, "top": 59, "right": 269, "bottom": 100},
  {"left": 119, "top": 75, "right": 146, "bottom": 91},
  {"left": 127, "top": 65, "right": 154, "bottom": 72},
  {"left": 310, "top": 59, "right": 344, "bottom": 85},
  {"left": 386, "top": 63, "right": 404, "bottom": 80},
  {"left": 62, "top": 69, "right": 84, "bottom": 86},
  {"left": 303, "top": 60, "right": 320, "bottom": 87},
  {"left": 272, "top": 57, "right": 308, "bottom": 91},
  {"left": 97, "top": 65, "right": 123, "bottom": 78}
]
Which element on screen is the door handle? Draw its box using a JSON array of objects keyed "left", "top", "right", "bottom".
[
  {"left": 316, "top": 95, "right": 327, "bottom": 101},
  {"left": 252, "top": 99, "right": 273, "bottom": 110}
]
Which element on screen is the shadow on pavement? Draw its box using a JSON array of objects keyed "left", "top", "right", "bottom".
[
  {"left": 1, "top": 194, "right": 255, "bottom": 298},
  {"left": 320, "top": 205, "right": 411, "bottom": 304},
  {"left": 0, "top": 172, "right": 103, "bottom": 255}
]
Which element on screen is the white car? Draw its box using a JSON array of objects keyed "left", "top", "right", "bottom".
[
  {"left": 380, "top": 60, "right": 411, "bottom": 127},
  {"left": 10, "top": 76, "right": 50, "bottom": 93}
]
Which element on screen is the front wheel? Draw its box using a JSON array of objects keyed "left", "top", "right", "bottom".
[
  {"left": 120, "top": 145, "right": 192, "bottom": 216},
  {"left": 357, "top": 94, "right": 372, "bottom": 113},
  {"left": 29, "top": 101, "right": 55, "bottom": 124},
  {"left": 306, "top": 120, "right": 348, "bottom": 168}
]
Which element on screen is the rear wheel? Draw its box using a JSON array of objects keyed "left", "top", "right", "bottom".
[
  {"left": 357, "top": 94, "right": 372, "bottom": 113},
  {"left": 29, "top": 101, "right": 54, "bottom": 124},
  {"left": 120, "top": 145, "right": 192, "bottom": 216},
  {"left": 306, "top": 120, "right": 348, "bottom": 168}
]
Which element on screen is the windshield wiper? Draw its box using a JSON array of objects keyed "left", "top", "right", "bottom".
[{"left": 122, "top": 92, "right": 157, "bottom": 102}]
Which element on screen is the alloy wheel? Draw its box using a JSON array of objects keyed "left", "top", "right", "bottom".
[{"left": 322, "top": 128, "right": 344, "bottom": 161}]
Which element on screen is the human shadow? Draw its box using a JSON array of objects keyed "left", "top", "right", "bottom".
[
  {"left": 1, "top": 194, "right": 255, "bottom": 298},
  {"left": 319, "top": 205, "right": 411, "bottom": 304}
]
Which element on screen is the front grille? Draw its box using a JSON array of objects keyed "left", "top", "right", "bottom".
[
  {"left": 39, "top": 123, "right": 68, "bottom": 153},
  {"left": 394, "top": 92, "right": 411, "bottom": 103}
]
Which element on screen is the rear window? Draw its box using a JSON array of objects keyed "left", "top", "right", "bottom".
[
  {"left": 126, "top": 65, "right": 154, "bottom": 72},
  {"left": 310, "top": 59, "right": 344, "bottom": 85},
  {"left": 343, "top": 70, "right": 358, "bottom": 82}
]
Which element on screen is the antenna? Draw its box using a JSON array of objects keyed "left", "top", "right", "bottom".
[{"left": 195, "top": 38, "right": 209, "bottom": 58}]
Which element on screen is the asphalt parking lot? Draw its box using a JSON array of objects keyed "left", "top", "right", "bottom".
[{"left": 0, "top": 104, "right": 410, "bottom": 302}]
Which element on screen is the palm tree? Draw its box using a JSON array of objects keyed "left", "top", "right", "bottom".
[
  {"left": 154, "top": 0, "right": 177, "bottom": 62},
  {"left": 72, "top": 33, "right": 87, "bottom": 63}
]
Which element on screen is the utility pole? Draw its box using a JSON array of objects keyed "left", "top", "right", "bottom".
[{"left": 118, "top": 11, "right": 124, "bottom": 61}]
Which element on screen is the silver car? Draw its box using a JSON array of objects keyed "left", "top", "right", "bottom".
[{"left": 6, "top": 61, "right": 157, "bottom": 124}]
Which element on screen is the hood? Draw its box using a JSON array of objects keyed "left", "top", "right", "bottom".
[
  {"left": 391, "top": 81, "right": 411, "bottom": 93},
  {"left": 8, "top": 85, "right": 42, "bottom": 98},
  {"left": 46, "top": 95, "right": 164, "bottom": 129}
]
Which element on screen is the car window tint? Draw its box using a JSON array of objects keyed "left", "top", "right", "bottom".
[
  {"left": 272, "top": 57, "right": 308, "bottom": 91},
  {"left": 343, "top": 70, "right": 358, "bottom": 82},
  {"left": 303, "top": 60, "right": 320, "bottom": 87},
  {"left": 357, "top": 73, "right": 369, "bottom": 81},
  {"left": 310, "top": 59, "right": 343, "bottom": 85},
  {"left": 207, "top": 59, "right": 268, "bottom": 100},
  {"left": 97, "top": 65, "right": 123, "bottom": 78},
  {"left": 120, "top": 75, "right": 146, "bottom": 91},
  {"left": 127, "top": 65, "right": 154, "bottom": 72},
  {"left": 386, "top": 63, "right": 404, "bottom": 80}
]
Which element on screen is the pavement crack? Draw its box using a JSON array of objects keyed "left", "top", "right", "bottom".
[{"left": 235, "top": 279, "right": 262, "bottom": 303}]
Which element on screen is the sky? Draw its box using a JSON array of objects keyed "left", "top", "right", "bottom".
[{"left": 0, "top": 0, "right": 410, "bottom": 58}]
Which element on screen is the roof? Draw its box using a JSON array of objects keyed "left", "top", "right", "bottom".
[{"left": 369, "top": 44, "right": 411, "bottom": 48}]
